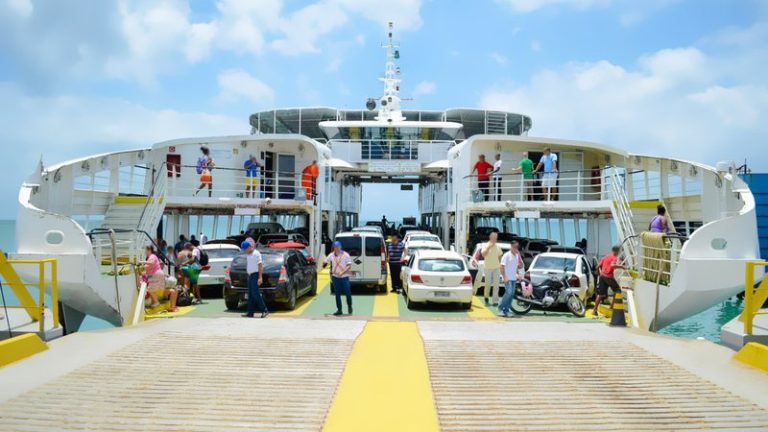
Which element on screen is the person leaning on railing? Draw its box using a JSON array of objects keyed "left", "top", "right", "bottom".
[{"left": 510, "top": 152, "right": 534, "bottom": 201}]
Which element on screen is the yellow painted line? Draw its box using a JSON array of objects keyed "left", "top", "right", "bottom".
[
  {"left": 734, "top": 342, "right": 768, "bottom": 373},
  {"left": 281, "top": 271, "right": 330, "bottom": 317},
  {"left": 144, "top": 304, "right": 195, "bottom": 319},
  {"left": 0, "top": 334, "right": 48, "bottom": 368},
  {"left": 467, "top": 295, "right": 497, "bottom": 319},
  {"left": 323, "top": 322, "right": 439, "bottom": 432},
  {"left": 373, "top": 270, "right": 399, "bottom": 317},
  {"left": 113, "top": 196, "right": 164, "bottom": 204},
  {"left": 628, "top": 200, "right": 663, "bottom": 209}
]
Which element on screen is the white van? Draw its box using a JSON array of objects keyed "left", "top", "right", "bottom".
[{"left": 333, "top": 231, "right": 388, "bottom": 293}]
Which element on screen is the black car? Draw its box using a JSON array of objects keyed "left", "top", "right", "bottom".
[{"left": 223, "top": 248, "right": 317, "bottom": 311}]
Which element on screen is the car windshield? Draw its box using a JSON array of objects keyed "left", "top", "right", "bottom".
[
  {"left": 409, "top": 235, "right": 439, "bottom": 242},
  {"left": 532, "top": 256, "right": 577, "bottom": 272},
  {"left": 259, "top": 251, "right": 285, "bottom": 270},
  {"left": 418, "top": 259, "right": 465, "bottom": 272},
  {"left": 205, "top": 248, "right": 239, "bottom": 259}
]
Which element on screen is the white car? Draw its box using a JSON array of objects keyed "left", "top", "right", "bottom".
[
  {"left": 399, "top": 240, "right": 445, "bottom": 286},
  {"left": 334, "top": 231, "right": 388, "bottom": 293},
  {"left": 401, "top": 250, "right": 473, "bottom": 310},
  {"left": 525, "top": 252, "right": 596, "bottom": 302},
  {"left": 198, "top": 243, "right": 240, "bottom": 287},
  {"left": 402, "top": 230, "right": 433, "bottom": 242},
  {"left": 467, "top": 242, "right": 512, "bottom": 294},
  {"left": 404, "top": 233, "right": 441, "bottom": 247}
]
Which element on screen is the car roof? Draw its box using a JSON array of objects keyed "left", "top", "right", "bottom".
[
  {"left": 414, "top": 250, "right": 464, "bottom": 260},
  {"left": 406, "top": 240, "right": 444, "bottom": 248},
  {"left": 268, "top": 242, "right": 307, "bottom": 249},
  {"left": 200, "top": 243, "right": 240, "bottom": 250},
  {"left": 474, "top": 242, "right": 512, "bottom": 250},
  {"left": 534, "top": 252, "right": 584, "bottom": 259},
  {"left": 336, "top": 231, "right": 382, "bottom": 238}
]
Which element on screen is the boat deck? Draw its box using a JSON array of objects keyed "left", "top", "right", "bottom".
[{"left": 2, "top": 272, "right": 768, "bottom": 431}]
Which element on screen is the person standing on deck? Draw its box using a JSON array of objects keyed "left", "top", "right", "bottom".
[
  {"left": 244, "top": 154, "right": 262, "bottom": 199},
  {"left": 323, "top": 241, "right": 353, "bottom": 316},
  {"left": 194, "top": 146, "right": 215, "bottom": 198},
  {"left": 472, "top": 154, "right": 494, "bottom": 201},
  {"left": 593, "top": 246, "right": 626, "bottom": 318},
  {"left": 649, "top": 205, "right": 670, "bottom": 233},
  {"left": 174, "top": 235, "right": 187, "bottom": 252},
  {"left": 241, "top": 241, "right": 269, "bottom": 318},
  {"left": 492, "top": 153, "right": 503, "bottom": 201},
  {"left": 199, "top": 233, "right": 208, "bottom": 245},
  {"left": 301, "top": 160, "right": 320, "bottom": 201},
  {"left": 498, "top": 241, "right": 524, "bottom": 317},
  {"left": 534, "top": 147, "right": 558, "bottom": 200},
  {"left": 481, "top": 232, "right": 504, "bottom": 306},
  {"left": 387, "top": 235, "right": 405, "bottom": 293},
  {"left": 510, "top": 152, "right": 534, "bottom": 201}
]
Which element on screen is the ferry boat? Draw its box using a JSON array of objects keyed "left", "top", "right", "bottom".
[{"left": 11, "top": 23, "right": 761, "bottom": 333}]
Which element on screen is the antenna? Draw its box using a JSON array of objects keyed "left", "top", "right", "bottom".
[{"left": 375, "top": 22, "right": 405, "bottom": 122}]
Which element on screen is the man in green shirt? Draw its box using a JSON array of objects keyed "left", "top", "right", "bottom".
[{"left": 512, "top": 151, "right": 534, "bottom": 200}]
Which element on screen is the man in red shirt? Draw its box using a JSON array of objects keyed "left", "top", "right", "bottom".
[
  {"left": 593, "top": 245, "right": 625, "bottom": 317},
  {"left": 472, "top": 154, "right": 494, "bottom": 201}
]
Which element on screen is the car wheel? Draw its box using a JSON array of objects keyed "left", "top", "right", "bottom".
[
  {"left": 225, "top": 296, "right": 240, "bottom": 311},
  {"left": 377, "top": 283, "right": 387, "bottom": 294},
  {"left": 462, "top": 301, "right": 472, "bottom": 311},
  {"left": 406, "top": 294, "right": 416, "bottom": 310},
  {"left": 309, "top": 275, "right": 318, "bottom": 296},
  {"left": 286, "top": 286, "right": 297, "bottom": 311}
]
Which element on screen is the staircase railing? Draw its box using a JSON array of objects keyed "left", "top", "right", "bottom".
[
  {"left": 605, "top": 167, "right": 638, "bottom": 269},
  {"left": 133, "top": 162, "right": 168, "bottom": 261}
]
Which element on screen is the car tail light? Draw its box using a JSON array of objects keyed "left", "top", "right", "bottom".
[
  {"left": 568, "top": 275, "right": 580, "bottom": 287},
  {"left": 224, "top": 267, "right": 231, "bottom": 284},
  {"left": 411, "top": 274, "right": 423, "bottom": 283},
  {"left": 461, "top": 275, "right": 472, "bottom": 284},
  {"left": 381, "top": 243, "right": 387, "bottom": 270},
  {"left": 278, "top": 266, "right": 288, "bottom": 284}
]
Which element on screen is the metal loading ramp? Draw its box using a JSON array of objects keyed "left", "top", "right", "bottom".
[
  {"left": 0, "top": 318, "right": 364, "bottom": 432},
  {"left": 420, "top": 321, "right": 768, "bottom": 432}
]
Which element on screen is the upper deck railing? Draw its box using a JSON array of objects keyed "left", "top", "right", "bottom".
[{"left": 462, "top": 168, "right": 614, "bottom": 203}]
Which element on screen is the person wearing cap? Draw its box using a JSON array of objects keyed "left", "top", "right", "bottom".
[
  {"left": 244, "top": 154, "right": 262, "bottom": 199},
  {"left": 323, "top": 241, "right": 353, "bottom": 316},
  {"left": 241, "top": 241, "right": 268, "bottom": 318}
]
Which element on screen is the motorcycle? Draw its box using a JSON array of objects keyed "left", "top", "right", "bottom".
[{"left": 509, "top": 272, "right": 586, "bottom": 317}]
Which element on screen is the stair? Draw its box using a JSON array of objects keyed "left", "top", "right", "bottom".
[
  {"left": 628, "top": 200, "right": 676, "bottom": 235},
  {"left": 96, "top": 197, "right": 160, "bottom": 264}
]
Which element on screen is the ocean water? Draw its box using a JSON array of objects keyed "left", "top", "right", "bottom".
[{"left": 0, "top": 219, "right": 743, "bottom": 340}]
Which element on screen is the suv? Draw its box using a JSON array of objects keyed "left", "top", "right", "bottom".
[{"left": 333, "top": 231, "right": 388, "bottom": 293}]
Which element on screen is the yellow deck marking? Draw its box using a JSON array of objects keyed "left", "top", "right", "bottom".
[
  {"left": 467, "top": 295, "right": 497, "bottom": 319},
  {"left": 372, "top": 273, "right": 399, "bottom": 317},
  {"left": 281, "top": 270, "right": 330, "bottom": 316},
  {"left": 0, "top": 334, "right": 48, "bottom": 367},
  {"left": 144, "top": 304, "right": 195, "bottom": 319},
  {"left": 323, "top": 322, "right": 439, "bottom": 432}
]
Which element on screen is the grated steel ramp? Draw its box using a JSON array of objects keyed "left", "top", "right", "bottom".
[
  {"left": 425, "top": 340, "right": 768, "bottom": 431},
  {"left": 0, "top": 324, "right": 357, "bottom": 432}
]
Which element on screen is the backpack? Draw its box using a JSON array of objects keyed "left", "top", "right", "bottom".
[
  {"left": 196, "top": 156, "right": 206, "bottom": 175},
  {"left": 198, "top": 249, "right": 209, "bottom": 266},
  {"left": 176, "top": 290, "right": 193, "bottom": 307}
]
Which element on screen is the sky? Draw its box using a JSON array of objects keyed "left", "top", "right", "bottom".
[{"left": 1, "top": 0, "right": 767, "bottom": 221}]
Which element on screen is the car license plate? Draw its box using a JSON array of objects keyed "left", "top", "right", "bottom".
[{"left": 434, "top": 291, "right": 450, "bottom": 298}]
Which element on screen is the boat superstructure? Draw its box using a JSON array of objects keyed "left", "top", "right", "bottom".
[{"left": 12, "top": 23, "right": 761, "bottom": 333}]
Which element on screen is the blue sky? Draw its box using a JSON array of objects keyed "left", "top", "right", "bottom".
[{"left": 1, "top": 0, "right": 767, "bottom": 221}]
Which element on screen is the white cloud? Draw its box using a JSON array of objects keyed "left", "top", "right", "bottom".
[
  {"left": 412, "top": 81, "right": 436, "bottom": 97},
  {"left": 496, "top": 0, "right": 612, "bottom": 14},
  {"left": 0, "top": 81, "right": 244, "bottom": 217},
  {"left": 216, "top": 69, "right": 275, "bottom": 107},
  {"left": 480, "top": 40, "right": 768, "bottom": 169},
  {"left": 530, "top": 40, "right": 541, "bottom": 52},
  {"left": 5, "top": 0, "right": 33, "bottom": 17},
  {"left": 490, "top": 52, "right": 508, "bottom": 65}
]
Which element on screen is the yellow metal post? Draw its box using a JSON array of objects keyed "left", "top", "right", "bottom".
[
  {"left": 745, "top": 262, "right": 754, "bottom": 335},
  {"left": 51, "top": 260, "right": 59, "bottom": 328},
  {"left": 38, "top": 262, "right": 45, "bottom": 333}
]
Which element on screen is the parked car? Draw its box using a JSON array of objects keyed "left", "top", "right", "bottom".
[
  {"left": 401, "top": 250, "right": 473, "bottom": 310},
  {"left": 521, "top": 239, "right": 559, "bottom": 269},
  {"left": 256, "top": 233, "right": 308, "bottom": 247},
  {"left": 227, "top": 222, "right": 286, "bottom": 244},
  {"left": 223, "top": 247, "right": 318, "bottom": 311},
  {"left": 198, "top": 243, "right": 240, "bottom": 287},
  {"left": 546, "top": 245, "right": 586, "bottom": 254},
  {"left": 268, "top": 241, "right": 316, "bottom": 264},
  {"left": 466, "top": 241, "right": 513, "bottom": 295},
  {"left": 397, "top": 225, "right": 421, "bottom": 238},
  {"left": 403, "top": 233, "right": 440, "bottom": 245},
  {"left": 333, "top": 231, "right": 387, "bottom": 292},
  {"left": 400, "top": 240, "right": 445, "bottom": 266},
  {"left": 352, "top": 226, "right": 384, "bottom": 236},
  {"left": 524, "top": 252, "right": 595, "bottom": 302}
]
